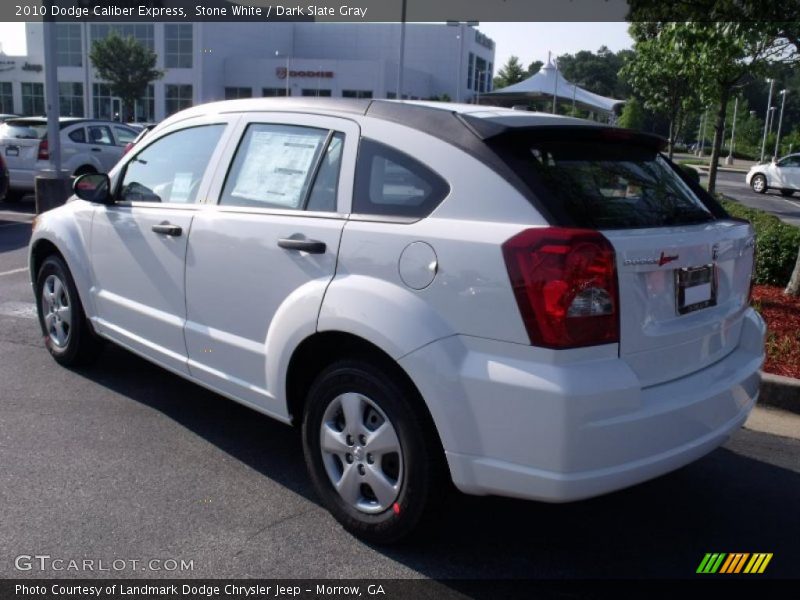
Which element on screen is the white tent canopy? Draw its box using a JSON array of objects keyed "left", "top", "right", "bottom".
[{"left": 485, "top": 58, "right": 625, "bottom": 115}]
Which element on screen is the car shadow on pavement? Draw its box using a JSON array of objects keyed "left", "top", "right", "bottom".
[{"left": 79, "top": 344, "right": 800, "bottom": 582}]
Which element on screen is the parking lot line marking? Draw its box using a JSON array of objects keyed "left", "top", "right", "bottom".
[
  {"left": 0, "top": 221, "right": 32, "bottom": 228},
  {"left": 0, "top": 267, "right": 27, "bottom": 277}
]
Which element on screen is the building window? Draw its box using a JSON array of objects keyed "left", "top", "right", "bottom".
[
  {"left": 302, "top": 89, "right": 332, "bottom": 97},
  {"left": 467, "top": 53, "right": 475, "bottom": 90},
  {"left": 56, "top": 24, "right": 82, "bottom": 67},
  {"left": 165, "top": 84, "right": 193, "bottom": 115},
  {"left": 59, "top": 82, "right": 84, "bottom": 117},
  {"left": 92, "top": 83, "right": 114, "bottom": 120},
  {"left": 487, "top": 62, "right": 493, "bottom": 92},
  {"left": 164, "top": 24, "right": 193, "bottom": 69},
  {"left": 225, "top": 87, "right": 252, "bottom": 100},
  {"left": 475, "top": 56, "right": 488, "bottom": 93},
  {"left": 386, "top": 92, "right": 397, "bottom": 99},
  {"left": 0, "top": 82, "right": 13, "bottom": 113},
  {"left": 133, "top": 84, "right": 155, "bottom": 123},
  {"left": 21, "top": 83, "right": 44, "bottom": 116},
  {"left": 262, "top": 88, "right": 289, "bottom": 97},
  {"left": 90, "top": 24, "right": 154, "bottom": 52},
  {"left": 342, "top": 90, "right": 373, "bottom": 99}
]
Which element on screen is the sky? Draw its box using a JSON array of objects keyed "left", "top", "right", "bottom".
[{"left": 0, "top": 21, "right": 633, "bottom": 64}]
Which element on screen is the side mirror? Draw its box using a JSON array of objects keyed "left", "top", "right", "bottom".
[{"left": 73, "top": 173, "right": 111, "bottom": 204}]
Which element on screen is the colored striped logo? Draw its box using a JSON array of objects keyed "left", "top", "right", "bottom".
[{"left": 696, "top": 553, "right": 773, "bottom": 574}]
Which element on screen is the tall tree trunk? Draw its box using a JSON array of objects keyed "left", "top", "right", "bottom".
[
  {"left": 706, "top": 87, "right": 731, "bottom": 196},
  {"left": 786, "top": 246, "right": 800, "bottom": 296}
]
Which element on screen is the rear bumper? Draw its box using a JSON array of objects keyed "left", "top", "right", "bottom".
[
  {"left": 399, "top": 308, "right": 765, "bottom": 502},
  {"left": 9, "top": 168, "right": 36, "bottom": 191}
]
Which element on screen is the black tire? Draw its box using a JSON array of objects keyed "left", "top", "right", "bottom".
[
  {"left": 302, "top": 359, "right": 446, "bottom": 544},
  {"left": 780, "top": 189, "right": 795, "bottom": 197},
  {"left": 35, "top": 255, "right": 102, "bottom": 366},
  {"left": 751, "top": 174, "right": 767, "bottom": 194},
  {"left": 1, "top": 188, "right": 24, "bottom": 203}
]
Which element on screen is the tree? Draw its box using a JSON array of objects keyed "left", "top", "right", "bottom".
[
  {"left": 90, "top": 33, "right": 163, "bottom": 121},
  {"left": 617, "top": 97, "right": 646, "bottom": 130},
  {"left": 620, "top": 23, "right": 700, "bottom": 159},
  {"left": 493, "top": 56, "right": 527, "bottom": 90},
  {"left": 555, "top": 47, "right": 631, "bottom": 99},
  {"left": 527, "top": 60, "right": 543, "bottom": 76}
]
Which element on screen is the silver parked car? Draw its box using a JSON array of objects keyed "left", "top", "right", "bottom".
[{"left": 0, "top": 117, "right": 138, "bottom": 202}]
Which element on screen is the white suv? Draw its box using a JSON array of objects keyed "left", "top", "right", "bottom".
[
  {"left": 29, "top": 99, "right": 765, "bottom": 543},
  {"left": 0, "top": 117, "right": 138, "bottom": 201}
]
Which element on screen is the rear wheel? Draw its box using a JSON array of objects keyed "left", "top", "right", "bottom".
[
  {"left": 35, "top": 255, "right": 101, "bottom": 366},
  {"left": 751, "top": 174, "right": 767, "bottom": 194},
  {"left": 1, "top": 188, "right": 24, "bottom": 203},
  {"left": 780, "top": 189, "right": 795, "bottom": 197},
  {"left": 302, "top": 359, "right": 445, "bottom": 544}
]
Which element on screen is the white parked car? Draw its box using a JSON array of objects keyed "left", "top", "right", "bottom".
[
  {"left": 29, "top": 99, "right": 765, "bottom": 543},
  {"left": 746, "top": 153, "right": 800, "bottom": 195},
  {"left": 0, "top": 117, "right": 138, "bottom": 201}
]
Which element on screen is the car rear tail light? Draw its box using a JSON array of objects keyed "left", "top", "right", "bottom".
[
  {"left": 502, "top": 227, "right": 619, "bottom": 349},
  {"left": 122, "top": 142, "right": 133, "bottom": 156},
  {"left": 37, "top": 139, "right": 49, "bottom": 161}
]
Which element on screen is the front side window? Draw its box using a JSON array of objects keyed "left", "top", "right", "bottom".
[
  {"left": 353, "top": 139, "right": 450, "bottom": 218},
  {"left": 221, "top": 123, "right": 333, "bottom": 210},
  {"left": 87, "top": 126, "right": 113, "bottom": 145},
  {"left": 114, "top": 126, "right": 137, "bottom": 145},
  {"left": 118, "top": 125, "right": 225, "bottom": 204}
]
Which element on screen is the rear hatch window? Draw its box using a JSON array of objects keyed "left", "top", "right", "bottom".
[
  {"left": 0, "top": 121, "right": 47, "bottom": 140},
  {"left": 490, "top": 132, "right": 716, "bottom": 229}
]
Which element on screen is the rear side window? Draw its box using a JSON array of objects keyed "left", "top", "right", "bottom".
[
  {"left": 353, "top": 139, "right": 449, "bottom": 218},
  {"left": 68, "top": 128, "right": 86, "bottom": 143},
  {"left": 493, "top": 138, "right": 714, "bottom": 229}
]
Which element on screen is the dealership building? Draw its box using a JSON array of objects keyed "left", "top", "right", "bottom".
[{"left": 0, "top": 22, "right": 495, "bottom": 121}]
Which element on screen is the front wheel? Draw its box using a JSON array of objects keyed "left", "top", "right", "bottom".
[
  {"left": 35, "top": 255, "right": 101, "bottom": 366},
  {"left": 302, "top": 359, "right": 445, "bottom": 544},
  {"left": 751, "top": 174, "right": 767, "bottom": 194}
]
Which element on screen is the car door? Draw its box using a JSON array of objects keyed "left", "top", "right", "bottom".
[
  {"left": 778, "top": 156, "right": 800, "bottom": 190},
  {"left": 88, "top": 117, "right": 234, "bottom": 374},
  {"left": 86, "top": 124, "right": 122, "bottom": 173},
  {"left": 183, "top": 113, "right": 358, "bottom": 417}
]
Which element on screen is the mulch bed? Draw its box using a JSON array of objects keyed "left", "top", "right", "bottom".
[{"left": 752, "top": 285, "right": 800, "bottom": 379}]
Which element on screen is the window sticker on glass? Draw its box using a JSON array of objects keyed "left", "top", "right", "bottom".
[
  {"left": 229, "top": 129, "right": 325, "bottom": 208},
  {"left": 171, "top": 172, "right": 194, "bottom": 203}
]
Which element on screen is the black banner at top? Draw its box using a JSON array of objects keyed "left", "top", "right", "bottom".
[{"left": 4, "top": 0, "right": 799, "bottom": 23}]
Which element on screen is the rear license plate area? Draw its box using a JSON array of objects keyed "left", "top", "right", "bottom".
[
  {"left": 675, "top": 265, "right": 716, "bottom": 315},
  {"left": 5, "top": 146, "right": 19, "bottom": 157}
]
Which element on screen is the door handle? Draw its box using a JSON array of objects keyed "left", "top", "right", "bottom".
[
  {"left": 91, "top": 147, "right": 102, "bottom": 152},
  {"left": 277, "top": 237, "right": 326, "bottom": 254},
  {"left": 151, "top": 223, "right": 182, "bottom": 236}
]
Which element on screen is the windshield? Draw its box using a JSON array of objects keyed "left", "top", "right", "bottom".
[{"left": 495, "top": 138, "right": 715, "bottom": 229}]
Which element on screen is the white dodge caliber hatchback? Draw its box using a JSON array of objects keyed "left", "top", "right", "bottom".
[{"left": 29, "top": 99, "right": 765, "bottom": 543}]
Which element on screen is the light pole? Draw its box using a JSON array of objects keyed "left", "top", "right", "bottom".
[
  {"left": 396, "top": 0, "right": 408, "bottom": 100},
  {"left": 275, "top": 50, "right": 290, "bottom": 96},
  {"left": 774, "top": 89, "right": 788, "bottom": 159},
  {"left": 760, "top": 78, "right": 775, "bottom": 162},
  {"left": 726, "top": 96, "right": 738, "bottom": 165},
  {"left": 768, "top": 106, "right": 777, "bottom": 135}
]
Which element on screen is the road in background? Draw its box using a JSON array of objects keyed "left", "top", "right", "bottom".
[{"left": 699, "top": 170, "right": 800, "bottom": 228}]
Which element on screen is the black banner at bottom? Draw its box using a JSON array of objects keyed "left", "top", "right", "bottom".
[{"left": 1, "top": 579, "right": 796, "bottom": 600}]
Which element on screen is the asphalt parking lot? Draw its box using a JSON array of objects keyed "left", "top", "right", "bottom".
[{"left": 1, "top": 195, "right": 799, "bottom": 583}]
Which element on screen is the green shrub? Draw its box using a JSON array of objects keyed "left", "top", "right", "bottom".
[
  {"left": 676, "top": 163, "right": 701, "bottom": 183},
  {"left": 720, "top": 198, "right": 800, "bottom": 286}
]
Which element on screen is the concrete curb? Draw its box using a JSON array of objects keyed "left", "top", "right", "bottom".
[
  {"left": 690, "top": 165, "right": 751, "bottom": 175},
  {"left": 759, "top": 371, "right": 800, "bottom": 415}
]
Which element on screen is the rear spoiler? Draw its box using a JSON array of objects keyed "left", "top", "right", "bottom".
[{"left": 458, "top": 115, "right": 668, "bottom": 151}]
